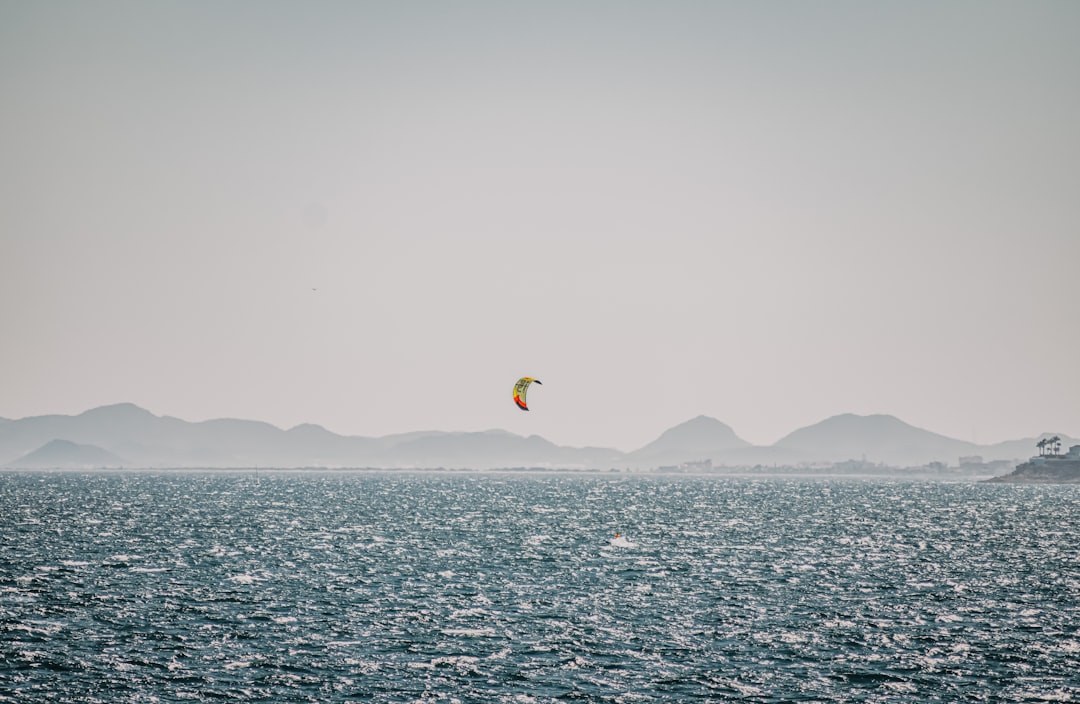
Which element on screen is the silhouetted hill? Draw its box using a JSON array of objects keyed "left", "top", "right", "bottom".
[
  {"left": 0, "top": 405, "right": 619, "bottom": 469},
  {"left": 774, "top": 413, "right": 981, "bottom": 466},
  {"left": 0, "top": 404, "right": 1065, "bottom": 470},
  {"left": 627, "top": 416, "right": 751, "bottom": 466},
  {"left": 7, "top": 439, "right": 127, "bottom": 468}
]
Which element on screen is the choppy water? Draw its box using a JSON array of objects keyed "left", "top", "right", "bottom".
[{"left": 2, "top": 471, "right": 1078, "bottom": 702}]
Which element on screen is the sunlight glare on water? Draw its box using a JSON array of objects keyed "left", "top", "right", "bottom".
[{"left": 1, "top": 472, "right": 1078, "bottom": 702}]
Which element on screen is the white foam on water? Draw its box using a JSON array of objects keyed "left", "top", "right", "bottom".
[
  {"left": 275, "top": 673, "right": 304, "bottom": 684},
  {"left": 531, "top": 505, "right": 568, "bottom": 514},
  {"left": 431, "top": 655, "right": 480, "bottom": 667},
  {"left": 1017, "top": 687, "right": 1074, "bottom": 702},
  {"left": 15, "top": 648, "right": 49, "bottom": 663},
  {"left": 343, "top": 658, "right": 382, "bottom": 674},
  {"left": 1058, "top": 640, "right": 1080, "bottom": 654},
  {"left": 450, "top": 607, "right": 488, "bottom": 619},
  {"left": 824, "top": 619, "right": 857, "bottom": 629},
  {"left": 12, "top": 621, "right": 64, "bottom": 636},
  {"left": 443, "top": 627, "right": 496, "bottom": 637},
  {"left": 228, "top": 573, "right": 260, "bottom": 584}
]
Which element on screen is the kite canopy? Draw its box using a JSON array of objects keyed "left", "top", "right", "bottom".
[{"left": 513, "top": 377, "right": 542, "bottom": 411}]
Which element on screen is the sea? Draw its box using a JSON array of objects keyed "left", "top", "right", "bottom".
[{"left": 1, "top": 471, "right": 1078, "bottom": 703}]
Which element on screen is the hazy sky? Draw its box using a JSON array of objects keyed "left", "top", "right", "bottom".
[{"left": 2, "top": 1, "right": 1078, "bottom": 451}]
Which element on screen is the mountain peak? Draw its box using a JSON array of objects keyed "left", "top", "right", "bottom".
[
  {"left": 288, "top": 423, "right": 330, "bottom": 434},
  {"left": 779, "top": 413, "right": 934, "bottom": 442},
  {"left": 79, "top": 403, "right": 156, "bottom": 420},
  {"left": 774, "top": 413, "right": 975, "bottom": 464},
  {"left": 7, "top": 438, "right": 127, "bottom": 468},
  {"left": 631, "top": 415, "right": 751, "bottom": 460},
  {"left": 661, "top": 415, "right": 745, "bottom": 437}
]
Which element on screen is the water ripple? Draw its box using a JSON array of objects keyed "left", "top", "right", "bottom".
[{"left": 1, "top": 472, "right": 1078, "bottom": 702}]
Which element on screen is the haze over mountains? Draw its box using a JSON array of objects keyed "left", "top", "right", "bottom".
[{"left": 0, "top": 404, "right": 1071, "bottom": 471}]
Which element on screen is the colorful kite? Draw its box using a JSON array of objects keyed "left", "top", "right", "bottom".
[{"left": 513, "top": 377, "right": 542, "bottom": 411}]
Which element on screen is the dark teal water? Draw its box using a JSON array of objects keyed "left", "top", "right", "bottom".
[{"left": 2, "top": 472, "right": 1078, "bottom": 702}]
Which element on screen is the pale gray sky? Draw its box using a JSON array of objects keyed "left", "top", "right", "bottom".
[{"left": 2, "top": 1, "right": 1078, "bottom": 450}]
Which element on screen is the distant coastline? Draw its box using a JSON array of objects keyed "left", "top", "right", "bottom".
[{"left": 985, "top": 442, "right": 1080, "bottom": 484}]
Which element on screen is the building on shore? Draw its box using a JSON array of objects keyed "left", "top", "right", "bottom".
[{"left": 986, "top": 440, "right": 1080, "bottom": 483}]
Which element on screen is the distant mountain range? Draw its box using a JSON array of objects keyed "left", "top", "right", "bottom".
[{"left": 0, "top": 403, "right": 1073, "bottom": 470}]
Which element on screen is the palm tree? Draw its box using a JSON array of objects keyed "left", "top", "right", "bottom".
[
  {"left": 1037, "top": 438, "right": 1047, "bottom": 456},
  {"left": 1050, "top": 436, "right": 1062, "bottom": 455}
]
